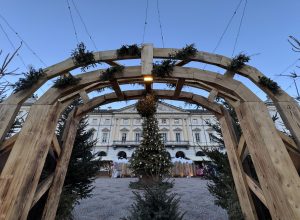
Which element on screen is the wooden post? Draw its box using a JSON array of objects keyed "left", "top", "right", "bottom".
[
  {"left": 218, "top": 108, "right": 258, "bottom": 220},
  {"left": 275, "top": 101, "right": 300, "bottom": 150},
  {"left": 0, "top": 103, "right": 63, "bottom": 220},
  {"left": 41, "top": 111, "right": 79, "bottom": 220},
  {"left": 235, "top": 101, "right": 300, "bottom": 219},
  {"left": 141, "top": 43, "right": 153, "bottom": 76}
]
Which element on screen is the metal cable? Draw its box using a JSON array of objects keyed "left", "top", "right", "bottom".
[
  {"left": 142, "top": 0, "right": 149, "bottom": 44},
  {"left": 66, "top": 0, "right": 79, "bottom": 44},
  {"left": 156, "top": 0, "right": 165, "bottom": 48},
  {"left": 232, "top": 0, "right": 248, "bottom": 56},
  {"left": 70, "top": 0, "right": 98, "bottom": 50},
  {"left": 0, "top": 13, "right": 47, "bottom": 67},
  {"left": 0, "top": 22, "right": 27, "bottom": 69}
]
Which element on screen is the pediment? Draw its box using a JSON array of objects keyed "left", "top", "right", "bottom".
[
  {"left": 116, "top": 102, "right": 187, "bottom": 114},
  {"left": 120, "top": 127, "right": 130, "bottom": 132}
]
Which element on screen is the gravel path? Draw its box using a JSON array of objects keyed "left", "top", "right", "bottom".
[{"left": 73, "top": 178, "right": 227, "bottom": 220}]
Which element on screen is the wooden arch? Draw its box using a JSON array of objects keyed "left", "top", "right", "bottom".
[{"left": 0, "top": 44, "right": 299, "bottom": 220}]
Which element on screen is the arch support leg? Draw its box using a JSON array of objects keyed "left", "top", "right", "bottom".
[
  {"left": 218, "top": 108, "right": 258, "bottom": 220},
  {"left": 42, "top": 111, "right": 79, "bottom": 220},
  {"left": 0, "top": 104, "right": 61, "bottom": 220},
  {"left": 236, "top": 102, "right": 300, "bottom": 219}
]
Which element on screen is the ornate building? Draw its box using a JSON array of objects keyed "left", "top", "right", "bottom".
[
  {"left": 18, "top": 98, "right": 283, "bottom": 162},
  {"left": 87, "top": 102, "right": 221, "bottom": 162}
]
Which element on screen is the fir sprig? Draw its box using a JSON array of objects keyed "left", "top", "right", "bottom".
[
  {"left": 71, "top": 42, "right": 97, "bottom": 72},
  {"left": 228, "top": 53, "right": 250, "bottom": 71},
  {"left": 258, "top": 76, "right": 280, "bottom": 94},
  {"left": 100, "top": 65, "right": 125, "bottom": 81},
  {"left": 13, "top": 67, "right": 45, "bottom": 93},
  {"left": 152, "top": 59, "right": 176, "bottom": 78},
  {"left": 53, "top": 74, "right": 81, "bottom": 88},
  {"left": 117, "top": 44, "right": 141, "bottom": 57},
  {"left": 170, "top": 43, "right": 197, "bottom": 60}
]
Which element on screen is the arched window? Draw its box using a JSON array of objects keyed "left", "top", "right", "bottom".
[
  {"left": 175, "top": 151, "right": 185, "bottom": 158},
  {"left": 98, "top": 151, "right": 107, "bottom": 157},
  {"left": 117, "top": 151, "right": 127, "bottom": 159},
  {"left": 196, "top": 151, "right": 205, "bottom": 157}
]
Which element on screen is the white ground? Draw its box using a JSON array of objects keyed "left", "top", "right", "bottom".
[{"left": 73, "top": 178, "right": 228, "bottom": 220}]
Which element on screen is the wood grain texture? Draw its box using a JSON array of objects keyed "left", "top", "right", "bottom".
[
  {"left": 235, "top": 102, "right": 300, "bottom": 220},
  {"left": 218, "top": 108, "right": 258, "bottom": 220},
  {"left": 42, "top": 111, "right": 79, "bottom": 220}
]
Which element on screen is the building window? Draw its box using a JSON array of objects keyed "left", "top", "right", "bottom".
[
  {"left": 135, "top": 118, "right": 141, "bottom": 124},
  {"left": 175, "top": 133, "right": 181, "bottom": 142},
  {"left": 104, "top": 119, "right": 110, "bottom": 125},
  {"left": 196, "top": 151, "right": 205, "bottom": 157},
  {"left": 195, "top": 133, "right": 200, "bottom": 142},
  {"left": 174, "top": 119, "right": 179, "bottom": 124},
  {"left": 135, "top": 133, "right": 141, "bottom": 142},
  {"left": 121, "top": 133, "right": 127, "bottom": 143},
  {"left": 175, "top": 151, "right": 185, "bottom": 158},
  {"left": 98, "top": 151, "right": 107, "bottom": 157},
  {"left": 162, "top": 119, "right": 167, "bottom": 124},
  {"left": 123, "top": 119, "right": 129, "bottom": 125},
  {"left": 118, "top": 151, "right": 127, "bottom": 159},
  {"left": 92, "top": 118, "right": 98, "bottom": 125},
  {"left": 209, "top": 133, "right": 215, "bottom": 142},
  {"left": 161, "top": 133, "right": 167, "bottom": 143},
  {"left": 102, "top": 132, "right": 108, "bottom": 143},
  {"left": 192, "top": 119, "right": 198, "bottom": 124}
]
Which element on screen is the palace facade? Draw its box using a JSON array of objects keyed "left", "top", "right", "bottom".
[{"left": 18, "top": 98, "right": 282, "bottom": 162}]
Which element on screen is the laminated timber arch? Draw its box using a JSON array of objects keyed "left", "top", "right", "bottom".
[{"left": 0, "top": 44, "right": 299, "bottom": 219}]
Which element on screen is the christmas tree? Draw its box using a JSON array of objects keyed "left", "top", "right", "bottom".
[
  {"left": 123, "top": 184, "right": 185, "bottom": 220},
  {"left": 129, "top": 95, "right": 172, "bottom": 184}
]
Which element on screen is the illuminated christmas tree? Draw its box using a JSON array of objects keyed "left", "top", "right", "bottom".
[{"left": 129, "top": 95, "right": 172, "bottom": 183}]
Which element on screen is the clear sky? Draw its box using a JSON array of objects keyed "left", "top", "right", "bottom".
[{"left": 1, "top": 0, "right": 300, "bottom": 109}]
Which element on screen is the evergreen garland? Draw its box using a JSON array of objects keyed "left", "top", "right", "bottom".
[
  {"left": 122, "top": 185, "right": 185, "bottom": 220},
  {"left": 100, "top": 65, "right": 125, "bottom": 81},
  {"left": 166, "top": 83, "right": 177, "bottom": 89},
  {"left": 13, "top": 67, "right": 45, "bottom": 93},
  {"left": 53, "top": 74, "right": 81, "bottom": 88},
  {"left": 152, "top": 60, "right": 176, "bottom": 78},
  {"left": 117, "top": 44, "right": 141, "bottom": 57},
  {"left": 258, "top": 76, "right": 280, "bottom": 94},
  {"left": 170, "top": 43, "right": 197, "bottom": 60},
  {"left": 228, "top": 53, "right": 250, "bottom": 72},
  {"left": 71, "top": 42, "right": 97, "bottom": 72}
]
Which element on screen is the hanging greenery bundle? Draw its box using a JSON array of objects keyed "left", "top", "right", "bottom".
[
  {"left": 166, "top": 83, "right": 176, "bottom": 89},
  {"left": 100, "top": 65, "right": 125, "bottom": 81},
  {"left": 136, "top": 94, "right": 157, "bottom": 118},
  {"left": 170, "top": 43, "right": 198, "bottom": 60},
  {"left": 228, "top": 53, "right": 250, "bottom": 72},
  {"left": 13, "top": 67, "right": 45, "bottom": 93},
  {"left": 53, "top": 74, "right": 81, "bottom": 88},
  {"left": 117, "top": 44, "right": 141, "bottom": 57},
  {"left": 258, "top": 76, "right": 280, "bottom": 94},
  {"left": 152, "top": 59, "right": 176, "bottom": 78},
  {"left": 71, "top": 42, "right": 97, "bottom": 72}
]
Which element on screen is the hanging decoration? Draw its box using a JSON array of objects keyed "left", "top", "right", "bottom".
[
  {"left": 71, "top": 42, "right": 97, "bottom": 72},
  {"left": 13, "top": 67, "right": 45, "bottom": 93}
]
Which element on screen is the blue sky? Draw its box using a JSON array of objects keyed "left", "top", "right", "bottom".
[{"left": 1, "top": 0, "right": 300, "bottom": 109}]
